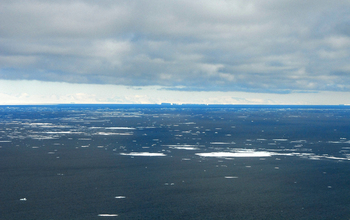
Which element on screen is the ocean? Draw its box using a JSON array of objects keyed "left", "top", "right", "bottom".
[{"left": 1, "top": 104, "right": 350, "bottom": 219}]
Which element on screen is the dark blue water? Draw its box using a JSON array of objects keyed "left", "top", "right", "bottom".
[{"left": 1, "top": 105, "right": 350, "bottom": 219}]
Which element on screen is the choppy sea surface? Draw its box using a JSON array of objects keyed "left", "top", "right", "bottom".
[{"left": 1, "top": 104, "right": 350, "bottom": 219}]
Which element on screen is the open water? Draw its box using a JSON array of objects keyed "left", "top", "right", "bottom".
[{"left": 1, "top": 104, "right": 350, "bottom": 219}]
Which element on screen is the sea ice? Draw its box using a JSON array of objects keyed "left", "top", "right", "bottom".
[
  {"left": 95, "top": 132, "right": 133, "bottom": 135},
  {"left": 224, "top": 176, "right": 238, "bottom": 179},
  {"left": 196, "top": 151, "right": 273, "bottom": 158},
  {"left": 166, "top": 145, "right": 200, "bottom": 150},
  {"left": 98, "top": 214, "right": 118, "bottom": 217},
  {"left": 105, "top": 127, "right": 135, "bottom": 130},
  {"left": 120, "top": 152, "right": 166, "bottom": 157},
  {"left": 273, "top": 139, "right": 288, "bottom": 141}
]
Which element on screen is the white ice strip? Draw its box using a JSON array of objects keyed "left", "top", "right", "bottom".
[
  {"left": 273, "top": 139, "right": 288, "bottom": 141},
  {"left": 210, "top": 142, "right": 233, "bottom": 145},
  {"left": 294, "top": 144, "right": 303, "bottom": 148},
  {"left": 162, "top": 145, "right": 199, "bottom": 147},
  {"left": 98, "top": 214, "right": 118, "bottom": 217},
  {"left": 40, "top": 125, "right": 72, "bottom": 128},
  {"left": 0, "top": 140, "right": 11, "bottom": 142},
  {"left": 196, "top": 151, "right": 273, "bottom": 157},
  {"left": 136, "top": 126, "right": 156, "bottom": 129},
  {"left": 120, "top": 152, "right": 166, "bottom": 157},
  {"left": 324, "top": 156, "right": 350, "bottom": 160},
  {"left": 169, "top": 146, "right": 200, "bottom": 150},
  {"left": 328, "top": 140, "right": 350, "bottom": 144},
  {"left": 105, "top": 127, "right": 135, "bottom": 130},
  {"left": 94, "top": 132, "right": 133, "bottom": 135},
  {"left": 290, "top": 140, "right": 307, "bottom": 143},
  {"left": 163, "top": 145, "right": 200, "bottom": 150},
  {"left": 43, "top": 131, "right": 83, "bottom": 134},
  {"left": 286, "top": 153, "right": 350, "bottom": 161},
  {"left": 181, "top": 122, "right": 196, "bottom": 124}
]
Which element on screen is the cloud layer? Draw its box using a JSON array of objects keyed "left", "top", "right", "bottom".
[{"left": 1, "top": 0, "right": 350, "bottom": 92}]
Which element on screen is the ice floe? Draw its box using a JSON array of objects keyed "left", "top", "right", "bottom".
[
  {"left": 273, "top": 139, "right": 288, "bottom": 141},
  {"left": 94, "top": 132, "right": 133, "bottom": 136},
  {"left": 43, "top": 131, "right": 83, "bottom": 134},
  {"left": 210, "top": 142, "right": 234, "bottom": 145},
  {"left": 105, "top": 127, "right": 135, "bottom": 130},
  {"left": 224, "top": 176, "right": 238, "bottom": 179},
  {"left": 98, "top": 214, "right": 118, "bottom": 217},
  {"left": 163, "top": 145, "right": 200, "bottom": 150},
  {"left": 196, "top": 151, "right": 273, "bottom": 157},
  {"left": 120, "top": 152, "right": 166, "bottom": 157}
]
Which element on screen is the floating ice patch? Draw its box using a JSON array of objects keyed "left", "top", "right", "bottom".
[
  {"left": 120, "top": 152, "right": 166, "bottom": 157},
  {"left": 171, "top": 146, "right": 199, "bottom": 150},
  {"left": 98, "top": 214, "right": 118, "bottom": 217},
  {"left": 196, "top": 151, "right": 273, "bottom": 157},
  {"left": 210, "top": 142, "right": 233, "bottom": 145},
  {"left": 273, "top": 139, "right": 288, "bottom": 141},
  {"left": 95, "top": 132, "right": 133, "bottom": 136},
  {"left": 44, "top": 131, "right": 83, "bottom": 134},
  {"left": 324, "top": 156, "right": 350, "bottom": 160},
  {"left": 182, "top": 122, "right": 196, "bottom": 125},
  {"left": 105, "top": 127, "right": 135, "bottom": 130},
  {"left": 163, "top": 145, "right": 200, "bottom": 150},
  {"left": 290, "top": 140, "right": 307, "bottom": 143}
]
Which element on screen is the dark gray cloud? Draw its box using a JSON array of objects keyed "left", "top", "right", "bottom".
[{"left": 1, "top": 0, "right": 350, "bottom": 92}]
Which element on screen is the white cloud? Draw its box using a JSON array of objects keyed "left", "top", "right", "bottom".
[{"left": 0, "top": 0, "right": 350, "bottom": 93}]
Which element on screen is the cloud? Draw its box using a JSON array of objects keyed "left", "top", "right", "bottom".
[{"left": 1, "top": 0, "right": 350, "bottom": 93}]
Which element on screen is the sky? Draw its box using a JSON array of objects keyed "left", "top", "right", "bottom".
[{"left": 1, "top": 0, "right": 350, "bottom": 105}]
